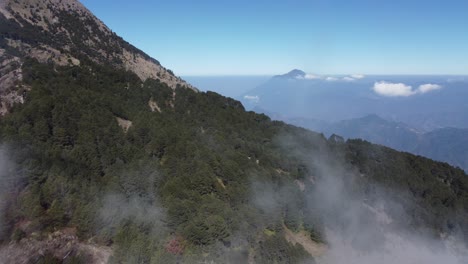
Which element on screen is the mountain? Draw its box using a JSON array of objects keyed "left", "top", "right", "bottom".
[
  {"left": 284, "top": 114, "right": 468, "bottom": 172},
  {"left": 1, "top": 2, "right": 468, "bottom": 264},
  {"left": 414, "top": 127, "right": 468, "bottom": 172},
  {"left": 273, "top": 69, "right": 306, "bottom": 79},
  {"left": 240, "top": 70, "right": 468, "bottom": 131},
  {"left": 301, "top": 114, "right": 420, "bottom": 150},
  {"left": 0, "top": 0, "right": 194, "bottom": 115}
]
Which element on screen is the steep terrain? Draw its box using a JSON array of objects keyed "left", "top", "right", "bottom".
[
  {"left": 0, "top": 0, "right": 194, "bottom": 115},
  {"left": 1, "top": 1, "right": 468, "bottom": 264}
]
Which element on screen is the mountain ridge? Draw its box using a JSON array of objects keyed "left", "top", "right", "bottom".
[
  {"left": 0, "top": 0, "right": 195, "bottom": 115},
  {"left": 273, "top": 113, "right": 468, "bottom": 172}
]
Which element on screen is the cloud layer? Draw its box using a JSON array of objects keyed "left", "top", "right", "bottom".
[
  {"left": 373, "top": 82, "right": 442, "bottom": 97},
  {"left": 297, "top": 74, "right": 366, "bottom": 82},
  {"left": 351, "top": 74, "right": 365, "bottom": 79}
]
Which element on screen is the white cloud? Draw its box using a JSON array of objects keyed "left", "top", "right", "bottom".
[
  {"left": 244, "top": 95, "right": 260, "bottom": 103},
  {"left": 351, "top": 74, "right": 365, "bottom": 79},
  {"left": 373, "top": 81, "right": 415, "bottom": 97},
  {"left": 295, "top": 74, "right": 364, "bottom": 82},
  {"left": 373, "top": 82, "right": 443, "bottom": 97},
  {"left": 303, "top": 74, "right": 322, "bottom": 80},
  {"left": 343, "top": 76, "right": 356, "bottom": 81},
  {"left": 447, "top": 77, "right": 465, "bottom": 83},
  {"left": 417, "top": 84, "right": 442, "bottom": 93}
]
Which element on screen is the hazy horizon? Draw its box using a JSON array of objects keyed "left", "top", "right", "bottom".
[
  {"left": 184, "top": 73, "right": 468, "bottom": 77},
  {"left": 81, "top": 0, "right": 468, "bottom": 76}
]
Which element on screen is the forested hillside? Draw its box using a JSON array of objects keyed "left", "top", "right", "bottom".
[
  {"left": 0, "top": 58, "right": 467, "bottom": 263},
  {"left": 1, "top": 0, "right": 468, "bottom": 263}
]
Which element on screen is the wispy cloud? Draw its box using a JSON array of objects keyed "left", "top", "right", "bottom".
[
  {"left": 303, "top": 74, "right": 322, "bottom": 80},
  {"left": 418, "top": 84, "right": 442, "bottom": 93},
  {"left": 447, "top": 77, "right": 466, "bottom": 83},
  {"left": 351, "top": 74, "right": 365, "bottom": 79},
  {"left": 243, "top": 95, "right": 260, "bottom": 103},
  {"left": 99, "top": 193, "right": 166, "bottom": 231},
  {"left": 373, "top": 82, "right": 443, "bottom": 97},
  {"left": 296, "top": 74, "right": 365, "bottom": 82},
  {"left": 343, "top": 76, "right": 356, "bottom": 81},
  {"left": 0, "top": 145, "right": 24, "bottom": 240}
]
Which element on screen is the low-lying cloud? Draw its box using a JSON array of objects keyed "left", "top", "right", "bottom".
[
  {"left": 373, "top": 81, "right": 415, "bottom": 96},
  {"left": 373, "top": 81, "right": 443, "bottom": 97},
  {"left": 0, "top": 145, "right": 24, "bottom": 240},
  {"left": 323, "top": 231, "right": 465, "bottom": 264},
  {"left": 99, "top": 193, "right": 166, "bottom": 230},
  {"left": 96, "top": 165, "right": 167, "bottom": 239},
  {"left": 296, "top": 74, "right": 365, "bottom": 82},
  {"left": 342, "top": 76, "right": 355, "bottom": 82},
  {"left": 351, "top": 74, "right": 365, "bottom": 79},
  {"left": 269, "top": 133, "right": 468, "bottom": 264},
  {"left": 303, "top": 74, "right": 322, "bottom": 80},
  {"left": 418, "top": 83, "right": 442, "bottom": 93},
  {"left": 0, "top": 148, "right": 11, "bottom": 240}
]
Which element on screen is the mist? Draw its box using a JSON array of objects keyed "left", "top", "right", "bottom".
[
  {"left": 0, "top": 145, "right": 22, "bottom": 241},
  {"left": 96, "top": 163, "right": 167, "bottom": 239},
  {"left": 267, "top": 133, "right": 468, "bottom": 264},
  {"left": 93, "top": 164, "right": 168, "bottom": 264},
  {"left": 98, "top": 193, "right": 166, "bottom": 233},
  {"left": 313, "top": 168, "right": 467, "bottom": 264}
]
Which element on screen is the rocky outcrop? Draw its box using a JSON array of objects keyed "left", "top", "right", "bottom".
[
  {"left": 115, "top": 117, "right": 132, "bottom": 133},
  {"left": 0, "top": 49, "right": 27, "bottom": 115},
  {"left": 0, "top": 0, "right": 196, "bottom": 116},
  {"left": 0, "top": 228, "right": 111, "bottom": 264}
]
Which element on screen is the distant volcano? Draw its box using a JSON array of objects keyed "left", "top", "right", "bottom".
[{"left": 273, "top": 69, "right": 306, "bottom": 79}]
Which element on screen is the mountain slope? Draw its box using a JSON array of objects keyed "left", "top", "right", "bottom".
[
  {"left": 414, "top": 127, "right": 468, "bottom": 171},
  {"left": 1, "top": 2, "right": 468, "bottom": 264},
  {"left": 0, "top": 0, "right": 194, "bottom": 115},
  {"left": 286, "top": 114, "right": 468, "bottom": 172}
]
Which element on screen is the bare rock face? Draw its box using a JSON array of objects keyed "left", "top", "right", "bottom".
[
  {"left": 0, "top": 48, "right": 27, "bottom": 115},
  {"left": 0, "top": 0, "right": 196, "bottom": 115},
  {"left": 0, "top": 228, "right": 112, "bottom": 264}
]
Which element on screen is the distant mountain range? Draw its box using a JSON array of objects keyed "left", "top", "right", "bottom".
[
  {"left": 240, "top": 69, "right": 468, "bottom": 132},
  {"left": 283, "top": 114, "right": 468, "bottom": 172},
  {"left": 242, "top": 70, "right": 468, "bottom": 172}
]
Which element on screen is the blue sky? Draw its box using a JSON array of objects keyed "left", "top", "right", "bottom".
[{"left": 81, "top": 0, "right": 468, "bottom": 76}]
